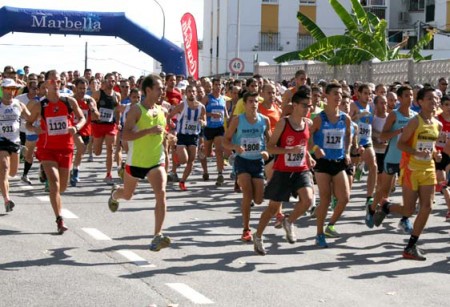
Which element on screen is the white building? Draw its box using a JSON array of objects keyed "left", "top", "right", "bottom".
[{"left": 200, "top": 0, "right": 450, "bottom": 77}]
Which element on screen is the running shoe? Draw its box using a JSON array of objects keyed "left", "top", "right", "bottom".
[
  {"left": 223, "top": 158, "right": 229, "bottom": 166},
  {"left": 44, "top": 180, "right": 50, "bottom": 193},
  {"left": 117, "top": 161, "right": 125, "bottom": 180},
  {"left": 315, "top": 234, "right": 329, "bottom": 248},
  {"left": 365, "top": 197, "right": 373, "bottom": 207},
  {"left": 39, "top": 165, "right": 47, "bottom": 183},
  {"left": 398, "top": 218, "right": 413, "bottom": 234},
  {"left": 324, "top": 225, "right": 340, "bottom": 238},
  {"left": 179, "top": 181, "right": 187, "bottom": 191},
  {"left": 104, "top": 175, "right": 114, "bottom": 185},
  {"left": 309, "top": 205, "right": 317, "bottom": 218},
  {"left": 234, "top": 180, "right": 241, "bottom": 193},
  {"left": 87, "top": 155, "right": 94, "bottom": 162},
  {"left": 149, "top": 234, "right": 171, "bottom": 252},
  {"left": 253, "top": 235, "right": 266, "bottom": 256},
  {"left": 330, "top": 196, "right": 337, "bottom": 211},
  {"left": 70, "top": 169, "right": 78, "bottom": 187},
  {"left": 365, "top": 204, "right": 374, "bottom": 229},
  {"left": 4, "top": 200, "right": 15, "bottom": 213},
  {"left": 56, "top": 216, "right": 68, "bottom": 235},
  {"left": 274, "top": 213, "right": 285, "bottom": 229},
  {"left": 202, "top": 173, "right": 209, "bottom": 181},
  {"left": 21, "top": 175, "right": 32, "bottom": 185},
  {"left": 446, "top": 211, "right": 450, "bottom": 222},
  {"left": 403, "top": 245, "right": 426, "bottom": 261},
  {"left": 171, "top": 172, "right": 180, "bottom": 182},
  {"left": 241, "top": 229, "right": 252, "bottom": 242},
  {"left": 215, "top": 174, "right": 224, "bottom": 187},
  {"left": 282, "top": 217, "right": 297, "bottom": 244},
  {"left": 374, "top": 200, "right": 390, "bottom": 227},
  {"left": 108, "top": 185, "right": 119, "bottom": 212}
]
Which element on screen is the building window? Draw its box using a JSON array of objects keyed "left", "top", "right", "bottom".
[
  {"left": 409, "top": 0, "right": 425, "bottom": 11},
  {"left": 361, "top": 0, "right": 386, "bottom": 6},
  {"left": 425, "top": 0, "right": 435, "bottom": 22},
  {"left": 297, "top": 34, "right": 315, "bottom": 50},
  {"left": 259, "top": 32, "right": 281, "bottom": 51},
  {"left": 262, "top": 0, "right": 278, "bottom": 3},
  {"left": 299, "top": 0, "right": 316, "bottom": 4}
]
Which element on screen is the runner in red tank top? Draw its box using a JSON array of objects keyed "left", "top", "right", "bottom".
[
  {"left": 70, "top": 77, "right": 100, "bottom": 187},
  {"left": 253, "top": 90, "right": 316, "bottom": 255},
  {"left": 435, "top": 96, "right": 450, "bottom": 220},
  {"left": 26, "top": 70, "right": 86, "bottom": 235}
]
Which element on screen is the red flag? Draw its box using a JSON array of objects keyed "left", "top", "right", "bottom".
[{"left": 181, "top": 13, "right": 199, "bottom": 80}]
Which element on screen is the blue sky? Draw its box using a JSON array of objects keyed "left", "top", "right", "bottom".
[{"left": 0, "top": 0, "right": 203, "bottom": 77}]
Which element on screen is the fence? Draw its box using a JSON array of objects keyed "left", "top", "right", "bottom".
[{"left": 254, "top": 59, "right": 450, "bottom": 86}]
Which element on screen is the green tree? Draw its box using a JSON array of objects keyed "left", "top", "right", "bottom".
[{"left": 275, "top": 0, "right": 434, "bottom": 65}]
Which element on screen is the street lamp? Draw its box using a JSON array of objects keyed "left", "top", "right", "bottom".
[{"left": 153, "top": 0, "right": 166, "bottom": 38}]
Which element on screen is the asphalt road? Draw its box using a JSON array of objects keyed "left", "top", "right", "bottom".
[{"left": 1, "top": 155, "right": 449, "bottom": 306}]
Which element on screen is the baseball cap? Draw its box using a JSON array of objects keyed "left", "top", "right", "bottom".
[
  {"left": 176, "top": 80, "right": 189, "bottom": 90},
  {"left": 16, "top": 68, "right": 25, "bottom": 75},
  {"left": 1, "top": 78, "right": 20, "bottom": 88}
]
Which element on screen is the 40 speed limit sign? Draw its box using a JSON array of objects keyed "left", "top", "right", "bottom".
[{"left": 229, "top": 58, "right": 245, "bottom": 74}]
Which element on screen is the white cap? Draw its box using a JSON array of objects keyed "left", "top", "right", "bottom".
[
  {"left": 1, "top": 78, "right": 20, "bottom": 88},
  {"left": 176, "top": 80, "right": 189, "bottom": 90}
]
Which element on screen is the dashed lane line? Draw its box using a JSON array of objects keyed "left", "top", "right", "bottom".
[
  {"left": 116, "top": 250, "right": 156, "bottom": 268},
  {"left": 166, "top": 283, "right": 214, "bottom": 304},
  {"left": 82, "top": 227, "right": 112, "bottom": 240},
  {"left": 61, "top": 208, "right": 79, "bottom": 219}
]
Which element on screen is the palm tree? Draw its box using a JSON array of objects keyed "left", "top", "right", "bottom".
[{"left": 274, "top": 0, "right": 434, "bottom": 65}]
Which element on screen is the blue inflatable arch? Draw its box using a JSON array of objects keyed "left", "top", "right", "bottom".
[{"left": 0, "top": 6, "right": 187, "bottom": 75}]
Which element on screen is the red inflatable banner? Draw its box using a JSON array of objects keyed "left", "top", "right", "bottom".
[{"left": 180, "top": 13, "right": 199, "bottom": 80}]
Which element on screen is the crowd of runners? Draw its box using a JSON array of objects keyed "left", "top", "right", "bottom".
[{"left": 1, "top": 64, "right": 448, "bottom": 260}]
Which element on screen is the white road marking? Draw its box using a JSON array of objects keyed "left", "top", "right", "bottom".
[
  {"left": 61, "top": 209, "right": 78, "bottom": 219},
  {"left": 82, "top": 228, "right": 112, "bottom": 241},
  {"left": 116, "top": 250, "right": 155, "bottom": 268},
  {"left": 36, "top": 196, "right": 50, "bottom": 202},
  {"left": 166, "top": 283, "right": 214, "bottom": 304},
  {"left": 19, "top": 185, "right": 33, "bottom": 190}
]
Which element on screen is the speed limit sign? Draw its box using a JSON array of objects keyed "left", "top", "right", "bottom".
[{"left": 229, "top": 58, "right": 245, "bottom": 74}]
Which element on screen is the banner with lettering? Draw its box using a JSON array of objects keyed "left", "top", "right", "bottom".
[{"left": 180, "top": 13, "right": 199, "bottom": 80}]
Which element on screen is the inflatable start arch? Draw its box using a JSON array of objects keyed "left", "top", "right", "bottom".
[{"left": 0, "top": 6, "right": 187, "bottom": 75}]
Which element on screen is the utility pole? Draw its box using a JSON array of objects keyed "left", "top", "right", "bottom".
[{"left": 84, "top": 41, "right": 88, "bottom": 70}]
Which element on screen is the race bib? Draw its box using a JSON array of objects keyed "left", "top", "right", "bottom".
[
  {"left": 0, "top": 121, "right": 18, "bottom": 139},
  {"left": 211, "top": 108, "right": 223, "bottom": 122},
  {"left": 74, "top": 109, "right": 88, "bottom": 124},
  {"left": 415, "top": 140, "right": 434, "bottom": 161},
  {"left": 436, "top": 131, "right": 448, "bottom": 148},
  {"left": 284, "top": 146, "right": 305, "bottom": 167},
  {"left": 323, "top": 128, "right": 344, "bottom": 149},
  {"left": 358, "top": 122, "right": 371, "bottom": 139},
  {"left": 183, "top": 119, "right": 198, "bottom": 134},
  {"left": 241, "top": 137, "right": 260, "bottom": 154},
  {"left": 47, "top": 116, "right": 68, "bottom": 136},
  {"left": 99, "top": 107, "right": 114, "bottom": 122}
]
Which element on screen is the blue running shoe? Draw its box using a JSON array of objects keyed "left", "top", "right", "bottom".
[
  {"left": 365, "top": 204, "right": 374, "bottom": 229},
  {"left": 398, "top": 218, "right": 413, "bottom": 234},
  {"left": 315, "top": 234, "right": 328, "bottom": 248}
]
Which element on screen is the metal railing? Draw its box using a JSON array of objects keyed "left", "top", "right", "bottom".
[
  {"left": 254, "top": 58, "right": 450, "bottom": 86},
  {"left": 259, "top": 32, "right": 281, "bottom": 51},
  {"left": 297, "top": 34, "right": 315, "bottom": 50}
]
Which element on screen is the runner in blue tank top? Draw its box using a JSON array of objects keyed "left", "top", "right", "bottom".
[
  {"left": 349, "top": 84, "right": 378, "bottom": 208},
  {"left": 366, "top": 85, "right": 416, "bottom": 231},
  {"left": 223, "top": 91, "right": 270, "bottom": 242},
  {"left": 310, "top": 82, "right": 352, "bottom": 248},
  {"left": 202, "top": 78, "right": 229, "bottom": 186}
]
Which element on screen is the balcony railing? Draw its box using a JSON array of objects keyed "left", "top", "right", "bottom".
[
  {"left": 297, "top": 34, "right": 315, "bottom": 50},
  {"left": 363, "top": 6, "right": 386, "bottom": 19},
  {"left": 360, "top": 0, "right": 385, "bottom": 6},
  {"left": 259, "top": 32, "right": 281, "bottom": 51}
]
